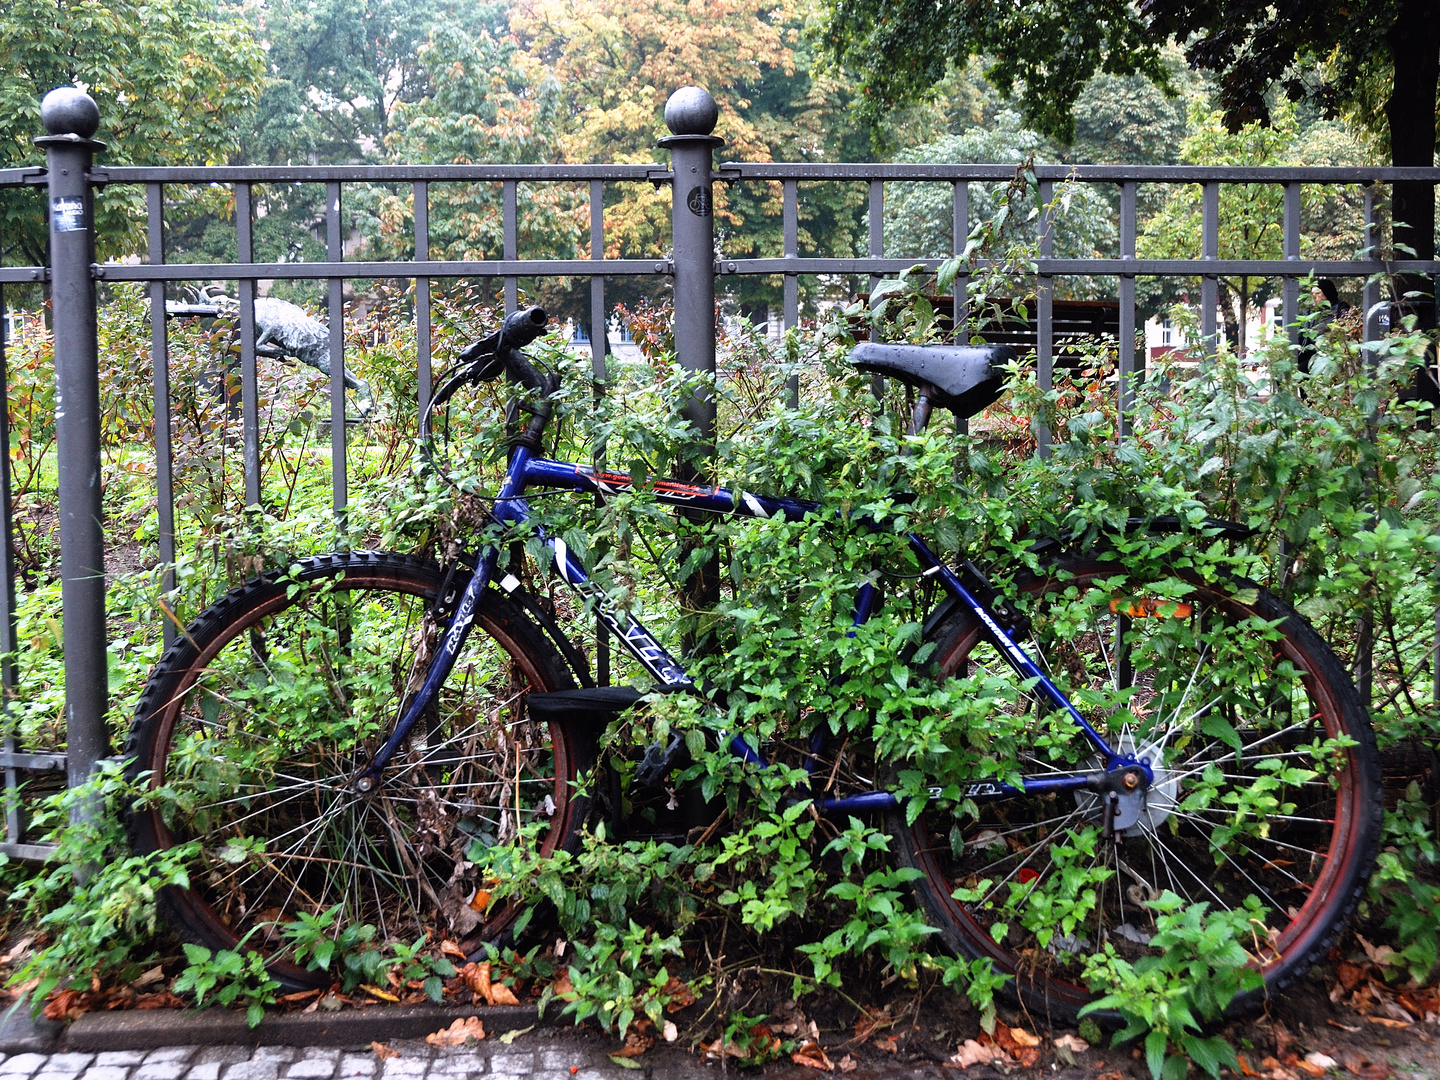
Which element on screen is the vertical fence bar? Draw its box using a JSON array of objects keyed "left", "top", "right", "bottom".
[
  {"left": 37, "top": 90, "right": 110, "bottom": 798},
  {"left": 660, "top": 87, "right": 723, "bottom": 637},
  {"left": 783, "top": 177, "right": 799, "bottom": 408},
  {"left": 1282, "top": 182, "right": 1301, "bottom": 345},
  {"left": 236, "top": 183, "right": 261, "bottom": 510},
  {"left": 414, "top": 181, "right": 432, "bottom": 414},
  {"left": 1118, "top": 181, "right": 1137, "bottom": 439},
  {"left": 953, "top": 180, "right": 970, "bottom": 435},
  {"left": 503, "top": 181, "right": 518, "bottom": 315},
  {"left": 1201, "top": 181, "right": 1219, "bottom": 348},
  {"left": 1035, "top": 179, "right": 1054, "bottom": 456},
  {"left": 952, "top": 180, "right": 969, "bottom": 324},
  {"left": 589, "top": 178, "right": 610, "bottom": 686},
  {"left": 326, "top": 181, "right": 346, "bottom": 520},
  {"left": 146, "top": 184, "right": 177, "bottom": 646},
  {"left": 1355, "top": 185, "right": 1382, "bottom": 705},
  {"left": 0, "top": 281, "right": 21, "bottom": 849},
  {"left": 868, "top": 179, "right": 884, "bottom": 397}
]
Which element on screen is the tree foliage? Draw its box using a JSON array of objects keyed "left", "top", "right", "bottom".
[{"left": 0, "top": 0, "right": 265, "bottom": 263}]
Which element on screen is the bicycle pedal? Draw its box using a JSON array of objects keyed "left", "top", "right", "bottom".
[
  {"left": 636, "top": 734, "right": 686, "bottom": 789},
  {"left": 526, "top": 685, "right": 645, "bottom": 724}
]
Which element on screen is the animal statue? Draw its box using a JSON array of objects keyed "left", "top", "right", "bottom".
[{"left": 166, "top": 291, "right": 373, "bottom": 406}]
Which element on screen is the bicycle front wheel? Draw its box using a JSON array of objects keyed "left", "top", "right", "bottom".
[
  {"left": 889, "top": 553, "right": 1382, "bottom": 1024},
  {"left": 126, "top": 551, "right": 593, "bottom": 987}
]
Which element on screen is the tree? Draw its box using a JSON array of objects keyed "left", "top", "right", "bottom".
[
  {"left": 818, "top": 0, "right": 1439, "bottom": 318},
  {"left": 0, "top": 0, "right": 265, "bottom": 265}
]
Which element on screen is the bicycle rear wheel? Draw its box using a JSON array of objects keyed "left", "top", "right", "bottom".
[
  {"left": 889, "top": 552, "right": 1382, "bottom": 1024},
  {"left": 126, "top": 551, "right": 593, "bottom": 987}
]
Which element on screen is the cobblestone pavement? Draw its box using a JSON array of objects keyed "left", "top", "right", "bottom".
[
  {"left": 0, "top": 1034, "right": 1014, "bottom": 1080},
  {"left": 0, "top": 1038, "right": 698, "bottom": 1080}
]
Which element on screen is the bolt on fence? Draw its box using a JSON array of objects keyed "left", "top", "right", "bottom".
[{"left": 1, "top": 84, "right": 1438, "bottom": 858}]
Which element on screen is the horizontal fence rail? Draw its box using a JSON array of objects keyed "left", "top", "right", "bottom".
[{"left": 2, "top": 85, "right": 1439, "bottom": 859}]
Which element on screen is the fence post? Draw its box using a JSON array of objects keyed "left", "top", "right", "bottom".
[
  {"left": 659, "top": 87, "right": 723, "bottom": 631},
  {"left": 36, "top": 88, "right": 109, "bottom": 801}
]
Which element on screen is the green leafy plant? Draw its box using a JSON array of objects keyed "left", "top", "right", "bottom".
[
  {"left": 1081, "top": 892, "right": 1265, "bottom": 1079},
  {"left": 172, "top": 939, "right": 281, "bottom": 1028}
]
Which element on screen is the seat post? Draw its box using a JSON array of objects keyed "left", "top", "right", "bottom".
[{"left": 907, "top": 383, "right": 936, "bottom": 436}]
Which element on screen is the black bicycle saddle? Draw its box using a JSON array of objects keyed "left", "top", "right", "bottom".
[{"left": 849, "top": 342, "right": 1014, "bottom": 419}]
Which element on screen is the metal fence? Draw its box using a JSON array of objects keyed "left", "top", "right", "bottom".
[{"left": 2, "top": 85, "right": 1439, "bottom": 859}]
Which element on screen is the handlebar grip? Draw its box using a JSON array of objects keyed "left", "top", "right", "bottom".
[{"left": 498, "top": 305, "right": 549, "bottom": 351}]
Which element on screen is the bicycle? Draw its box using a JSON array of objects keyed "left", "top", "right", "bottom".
[{"left": 125, "top": 305, "right": 1383, "bottom": 1023}]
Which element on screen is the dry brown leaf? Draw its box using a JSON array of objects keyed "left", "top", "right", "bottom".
[
  {"left": 469, "top": 888, "right": 491, "bottom": 913},
  {"left": 426, "top": 1016, "right": 486, "bottom": 1046},
  {"left": 1237, "top": 1052, "right": 1262, "bottom": 1076},
  {"left": 873, "top": 1034, "right": 898, "bottom": 1053},
  {"left": 791, "top": 1042, "right": 833, "bottom": 1072},
  {"left": 439, "top": 940, "right": 466, "bottom": 960},
  {"left": 1053, "top": 1034, "right": 1089, "bottom": 1054},
  {"left": 475, "top": 961, "right": 493, "bottom": 1002},
  {"left": 552, "top": 972, "right": 577, "bottom": 1001},
  {"left": 1009, "top": 1026, "right": 1041, "bottom": 1048},
  {"left": 1365, "top": 1016, "right": 1411, "bottom": 1029},
  {"left": 133, "top": 965, "right": 166, "bottom": 989},
  {"left": 371, "top": 1043, "right": 399, "bottom": 1061},
  {"left": 949, "top": 1040, "right": 1006, "bottom": 1069},
  {"left": 360, "top": 984, "right": 399, "bottom": 1003},
  {"left": 662, "top": 975, "right": 698, "bottom": 1012},
  {"left": 489, "top": 981, "right": 520, "bottom": 1007},
  {"left": 1294, "top": 1061, "right": 1326, "bottom": 1079},
  {"left": 1340, "top": 1049, "right": 1392, "bottom": 1080},
  {"left": 613, "top": 1030, "right": 654, "bottom": 1058},
  {"left": 837, "top": 1054, "right": 857, "bottom": 1073}
]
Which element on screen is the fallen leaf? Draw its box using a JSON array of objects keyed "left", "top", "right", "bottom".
[
  {"left": 360, "top": 984, "right": 399, "bottom": 1003},
  {"left": 1365, "top": 1016, "right": 1411, "bottom": 1029},
  {"left": 1094, "top": 1073, "right": 1125, "bottom": 1080},
  {"left": 791, "top": 1042, "right": 833, "bottom": 1071},
  {"left": 1340, "top": 1049, "right": 1391, "bottom": 1080},
  {"left": 371, "top": 1043, "right": 399, "bottom": 1061},
  {"left": 426, "top": 1016, "right": 486, "bottom": 1046},
  {"left": 552, "top": 972, "right": 577, "bottom": 1001},
  {"left": 1238, "top": 1052, "right": 1262, "bottom": 1076},
  {"left": 278, "top": 989, "right": 321, "bottom": 1004},
  {"left": 837, "top": 1055, "right": 857, "bottom": 1073},
  {"left": 439, "top": 940, "right": 466, "bottom": 960},
  {"left": 1327, "top": 1020, "right": 1361, "bottom": 1032},
  {"left": 613, "top": 1024, "right": 654, "bottom": 1058},
  {"left": 663, "top": 1021, "right": 678, "bottom": 1043},
  {"left": 608, "top": 1055, "right": 645, "bottom": 1070},
  {"left": 1054, "top": 1034, "right": 1089, "bottom": 1053},
  {"left": 133, "top": 965, "right": 166, "bottom": 989},
  {"left": 1009, "top": 1026, "right": 1041, "bottom": 1048},
  {"left": 1305, "top": 1053, "right": 1338, "bottom": 1070},
  {"left": 662, "top": 975, "right": 698, "bottom": 1012},
  {"left": 489, "top": 980, "right": 521, "bottom": 1007},
  {"left": 1294, "top": 1061, "right": 1326, "bottom": 1078},
  {"left": 873, "top": 1036, "right": 898, "bottom": 1053},
  {"left": 1337, "top": 961, "right": 1367, "bottom": 990},
  {"left": 499, "top": 1026, "right": 534, "bottom": 1045},
  {"left": 950, "top": 1039, "right": 1007, "bottom": 1069}
]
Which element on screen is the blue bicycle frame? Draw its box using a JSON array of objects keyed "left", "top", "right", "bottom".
[{"left": 356, "top": 440, "right": 1152, "bottom": 807}]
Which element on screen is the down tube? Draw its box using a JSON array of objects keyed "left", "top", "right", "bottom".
[{"left": 491, "top": 494, "right": 765, "bottom": 766}]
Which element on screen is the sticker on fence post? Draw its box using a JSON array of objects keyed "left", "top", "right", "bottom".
[
  {"left": 51, "top": 197, "right": 86, "bottom": 232},
  {"left": 686, "top": 186, "right": 711, "bottom": 217}
]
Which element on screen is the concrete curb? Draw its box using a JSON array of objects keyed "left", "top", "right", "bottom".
[
  {"left": 60, "top": 1003, "right": 554, "bottom": 1052},
  {"left": 0, "top": 1000, "right": 65, "bottom": 1054}
]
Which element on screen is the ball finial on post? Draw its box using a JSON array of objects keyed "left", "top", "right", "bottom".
[
  {"left": 664, "top": 86, "right": 718, "bottom": 137},
  {"left": 40, "top": 87, "right": 101, "bottom": 139}
]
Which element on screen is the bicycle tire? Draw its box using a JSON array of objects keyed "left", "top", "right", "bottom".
[
  {"left": 126, "top": 551, "right": 594, "bottom": 988},
  {"left": 888, "top": 552, "right": 1382, "bottom": 1025}
]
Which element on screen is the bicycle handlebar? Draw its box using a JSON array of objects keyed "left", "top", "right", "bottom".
[{"left": 421, "top": 306, "right": 554, "bottom": 448}]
